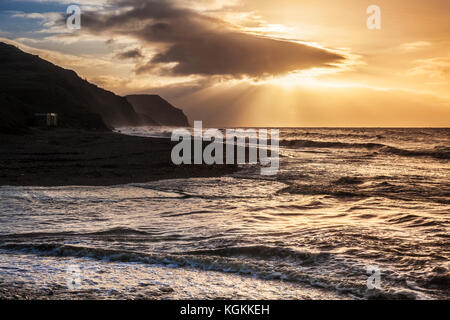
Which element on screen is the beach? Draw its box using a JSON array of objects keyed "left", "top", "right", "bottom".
[
  {"left": 0, "top": 127, "right": 448, "bottom": 300},
  {"left": 0, "top": 128, "right": 237, "bottom": 187},
  {"left": 1, "top": 0, "right": 449, "bottom": 306}
]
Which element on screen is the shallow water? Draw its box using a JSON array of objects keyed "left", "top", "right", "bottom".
[{"left": 0, "top": 128, "right": 449, "bottom": 299}]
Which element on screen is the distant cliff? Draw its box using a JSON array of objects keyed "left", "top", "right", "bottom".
[
  {"left": 0, "top": 42, "right": 146, "bottom": 132},
  {"left": 126, "top": 95, "right": 190, "bottom": 127}
]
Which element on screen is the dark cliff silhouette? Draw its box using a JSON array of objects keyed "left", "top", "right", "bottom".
[
  {"left": 0, "top": 42, "right": 189, "bottom": 132},
  {"left": 126, "top": 95, "right": 189, "bottom": 127}
]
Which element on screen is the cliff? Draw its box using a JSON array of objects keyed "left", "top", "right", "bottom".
[
  {"left": 126, "top": 95, "right": 190, "bottom": 127},
  {"left": 0, "top": 42, "right": 144, "bottom": 132}
]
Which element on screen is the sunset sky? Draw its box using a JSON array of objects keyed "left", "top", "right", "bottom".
[{"left": 1, "top": 0, "right": 449, "bottom": 127}]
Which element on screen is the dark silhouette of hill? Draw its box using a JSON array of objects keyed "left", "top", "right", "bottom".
[
  {"left": 0, "top": 42, "right": 146, "bottom": 132},
  {"left": 126, "top": 95, "right": 189, "bottom": 127}
]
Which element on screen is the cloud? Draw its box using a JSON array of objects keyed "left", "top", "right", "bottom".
[
  {"left": 115, "top": 48, "right": 143, "bottom": 59},
  {"left": 0, "top": 29, "right": 11, "bottom": 37},
  {"left": 80, "top": 0, "right": 344, "bottom": 78},
  {"left": 0, "top": 37, "right": 129, "bottom": 84},
  {"left": 28, "top": 0, "right": 108, "bottom": 5},
  {"left": 400, "top": 41, "right": 431, "bottom": 52},
  {"left": 12, "top": 11, "right": 63, "bottom": 31},
  {"left": 407, "top": 57, "right": 450, "bottom": 80}
]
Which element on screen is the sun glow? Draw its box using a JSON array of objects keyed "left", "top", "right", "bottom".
[{"left": 263, "top": 69, "right": 362, "bottom": 89}]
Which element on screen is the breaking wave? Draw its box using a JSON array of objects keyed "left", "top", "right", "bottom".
[
  {"left": 280, "top": 139, "right": 450, "bottom": 159},
  {"left": 0, "top": 243, "right": 426, "bottom": 299}
]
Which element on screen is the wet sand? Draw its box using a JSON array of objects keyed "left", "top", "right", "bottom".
[{"left": 0, "top": 128, "right": 238, "bottom": 187}]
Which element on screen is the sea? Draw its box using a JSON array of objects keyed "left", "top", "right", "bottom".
[{"left": 0, "top": 127, "right": 448, "bottom": 299}]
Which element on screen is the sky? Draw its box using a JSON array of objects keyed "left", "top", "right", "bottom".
[{"left": 0, "top": 0, "right": 449, "bottom": 127}]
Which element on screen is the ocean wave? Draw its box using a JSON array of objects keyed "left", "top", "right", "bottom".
[
  {"left": 1, "top": 242, "right": 437, "bottom": 299},
  {"left": 0, "top": 243, "right": 330, "bottom": 266},
  {"left": 182, "top": 245, "right": 331, "bottom": 264},
  {"left": 0, "top": 227, "right": 151, "bottom": 239},
  {"left": 423, "top": 273, "right": 450, "bottom": 290},
  {"left": 277, "top": 184, "right": 368, "bottom": 199},
  {"left": 379, "top": 145, "right": 450, "bottom": 159},
  {"left": 277, "top": 178, "right": 450, "bottom": 204},
  {"left": 280, "top": 139, "right": 384, "bottom": 149},
  {"left": 0, "top": 242, "right": 409, "bottom": 299},
  {"left": 87, "top": 227, "right": 150, "bottom": 236},
  {"left": 334, "top": 177, "right": 365, "bottom": 185},
  {"left": 364, "top": 289, "right": 420, "bottom": 300},
  {"left": 280, "top": 139, "right": 450, "bottom": 159}
]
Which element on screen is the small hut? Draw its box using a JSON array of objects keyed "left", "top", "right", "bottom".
[{"left": 34, "top": 113, "right": 58, "bottom": 127}]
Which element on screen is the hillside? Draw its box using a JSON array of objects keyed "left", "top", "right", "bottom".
[
  {"left": 126, "top": 95, "right": 190, "bottom": 127},
  {"left": 0, "top": 42, "right": 144, "bottom": 132}
]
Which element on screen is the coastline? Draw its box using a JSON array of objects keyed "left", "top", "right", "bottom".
[
  {"left": 0, "top": 128, "right": 238, "bottom": 187},
  {"left": 0, "top": 128, "right": 239, "bottom": 300}
]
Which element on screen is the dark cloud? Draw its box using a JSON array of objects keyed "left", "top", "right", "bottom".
[
  {"left": 82, "top": 0, "right": 344, "bottom": 77},
  {"left": 115, "top": 48, "right": 143, "bottom": 59}
]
